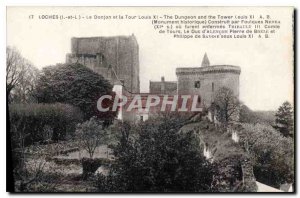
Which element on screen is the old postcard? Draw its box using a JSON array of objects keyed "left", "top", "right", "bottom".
[{"left": 6, "top": 7, "right": 294, "bottom": 192}]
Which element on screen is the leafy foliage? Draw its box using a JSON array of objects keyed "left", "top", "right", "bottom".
[
  {"left": 240, "top": 123, "right": 294, "bottom": 188},
  {"left": 239, "top": 104, "right": 276, "bottom": 126},
  {"left": 239, "top": 104, "right": 259, "bottom": 124},
  {"left": 191, "top": 120, "right": 253, "bottom": 192},
  {"left": 97, "top": 114, "right": 214, "bottom": 192},
  {"left": 9, "top": 103, "right": 83, "bottom": 146},
  {"left": 211, "top": 155, "right": 244, "bottom": 192},
  {"left": 274, "top": 101, "right": 294, "bottom": 137},
  {"left": 34, "top": 63, "right": 117, "bottom": 121}
]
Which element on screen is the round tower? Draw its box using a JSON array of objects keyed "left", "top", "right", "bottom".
[{"left": 176, "top": 53, "right": 241, "bottom": 106}]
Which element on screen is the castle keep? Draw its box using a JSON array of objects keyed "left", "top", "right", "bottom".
[{"left": 66, "top": 35, "right": 140, "bottom": 93}]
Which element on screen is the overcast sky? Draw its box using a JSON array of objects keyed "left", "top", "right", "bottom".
[{"left": 7, "top": 7, "right": 294, "bottom": 111}]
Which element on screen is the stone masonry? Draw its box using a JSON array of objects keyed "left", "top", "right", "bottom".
[
  {"left": 176, "top": 53, "right": 241, "bottom": 107},
  {"left": 66, "top": 34, "right": 140, "bottom": 93}
]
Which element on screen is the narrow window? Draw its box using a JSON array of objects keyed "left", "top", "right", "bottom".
[
  {"left": 100, "top": 54, "right": 103, "bottom": 64},
  {"left": 195, "top": 81, "right": 201, "bottom": 88},
  {"left": 212, "top": 82, "right": 214, "bottom": 92}
]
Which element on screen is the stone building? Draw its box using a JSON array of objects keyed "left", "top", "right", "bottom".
[
  {"left": 149, "top": 76, "right": 177, "bottom": 95},
  {"left": 176, "top": 53, "right": 241, "bottom": 107},
  {"left": 66, "top": 34, "right": 140, "bottom": 93},
  {"left": 65, "top": 34, "right": 240, "bottom": 122}
]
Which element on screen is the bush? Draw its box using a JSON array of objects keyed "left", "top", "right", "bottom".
[
  {"left": 240, "top": 123, "right": 294, "bottom": 188},
  {"left": 81, "top": 158, "right": 110, "bottom": 179},
  {"left": 9, "top": 103, "right": 83, "bottom": 147},
  {"left": 75, "top": 117, "right": 108, "bottom": 159},
  {"left": 97, "top": 117, "right": 214, "bottom": 192},
  {"left": 34, "top": 63, "right": 117, "bottom": 121}
]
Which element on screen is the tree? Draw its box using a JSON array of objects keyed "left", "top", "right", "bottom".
[
  {"left": 75, "top": 117, "right": 107, "bottom": 158},
  {"left": 274, "top": 101, "right": 294, "bottom": 137},
  {"left": 6, "top": 46, "right": 38, "bottom": 103},
  {"left": 213, "top": 87, "right": 240, "bottom": 125},
  {"left": 240, "top": 123, "right": 294, "bottom": 188},
  {"left": 10, "top": 103, "right": 83, "bottom": 144},
  {"left": 11, "top": 63, "right": 40, "bottom": 103},
  {"left": 239, "top": 104, "right": 258, "bottom": 124},
  {"left": 34, "top": 63, "right": 117, "bottom": 121},
  {"left": 97, "top": 114, "right": 214, "bottom": 192}
]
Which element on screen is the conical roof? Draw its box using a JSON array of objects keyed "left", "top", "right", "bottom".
[{"left": 201, "top": 53, "right": 210, "bottom": 67}]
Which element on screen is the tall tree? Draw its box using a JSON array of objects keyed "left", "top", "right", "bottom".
[
  {"left": 11, "top": 63, "right": 39, "bottom": 103},
  {"left": 274, "top": 101, "right": 294, "bottom": 137},
  {"left": 213, "top": 87, "right": 240, "bottom": 125},
  {"left": 6, "top": 46, "right": 38, "bottom": 103},
  {"left": 34, "top": 63, "right": 117, "bottom": 121}
]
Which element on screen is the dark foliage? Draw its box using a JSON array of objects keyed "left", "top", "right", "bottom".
[
  {"left": 97, "top": 114, "right": 214, "bottom": 192},
  {"left": 239, "top": 104, "right": 276, "bottom": 126},
  {"left": 34, "top": 63, "right": 117, "bottom": 121},
  {"left": 274, "top": 101, "right": 294, "bottom": 138},
  {"left": 81, "top": 158, "right": 110, "bottom": 179},
  {"left": 9, "top": 103, "right": 83, "bottom": 147},
  {"left": 213, "top": 87, "right": 240, "bottom": 125},
  {"left": 240, "top": 123, "right": 294, "bottom": 188}
]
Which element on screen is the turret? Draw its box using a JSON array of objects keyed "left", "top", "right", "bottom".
[{"left": 201, "top": 53, "right": 210, "bottom": 67}]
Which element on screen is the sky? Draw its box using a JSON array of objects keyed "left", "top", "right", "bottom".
[{"left": 6, "top": 7, "right": 294, "bottom": 111}]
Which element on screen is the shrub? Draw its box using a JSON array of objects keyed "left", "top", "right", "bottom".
[
  {"left": 34, "top": 63, "right": 117, "bottom": 121},
  {"left": 240, "top": 123, "right": 294, "bottom": 188},
  {"left": 97, "top": 117, "right": 214, "bottom": 192},
  {"left": 9, "top": 103, "right": 83, "bottom": 147},
  {"left": 81, "top": 158, "right": 110, "bottom": 179},
  {"left": 75, "top": 117, "right": 108, "bottom": 159}
]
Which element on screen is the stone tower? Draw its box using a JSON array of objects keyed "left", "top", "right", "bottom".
[
  {"left": 66, "top": 35, "right": 140, "bottom": 93},
  {"left": 176, "top": 53, "right": 241, "bottom": 106}
]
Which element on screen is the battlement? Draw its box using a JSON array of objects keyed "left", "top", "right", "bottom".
[
  {"left": 71, "top": 35, "right": 138, "bottom": 54},
  {"left": 176, "top": 65, "right": 241, "bottom": 75}
]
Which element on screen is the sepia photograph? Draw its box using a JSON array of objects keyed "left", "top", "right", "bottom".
[{"left": 6, "top": 6, "right": 294, "bottom": 193}]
